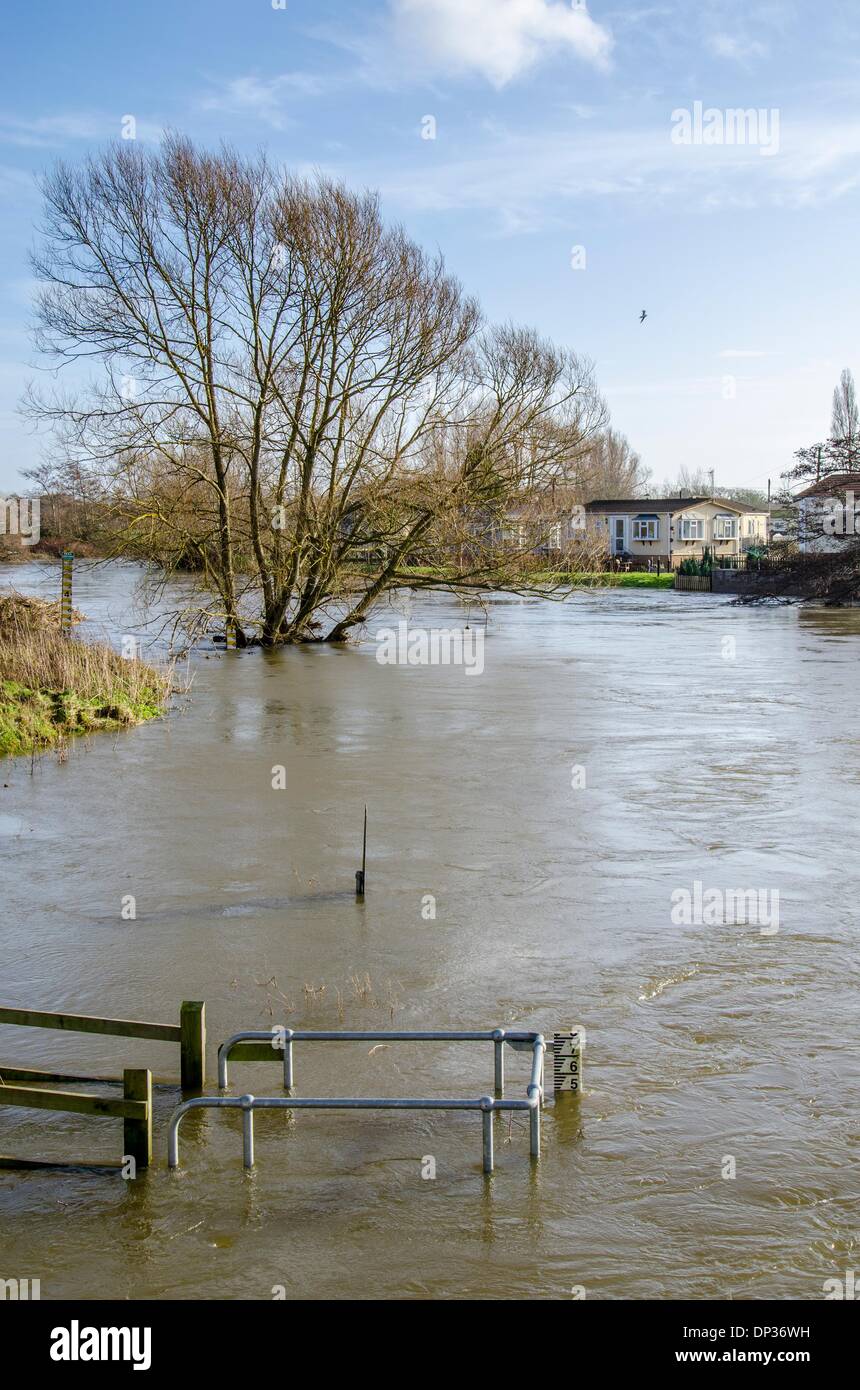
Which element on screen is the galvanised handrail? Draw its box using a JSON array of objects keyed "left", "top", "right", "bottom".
[
  {"left": 217, "top": 1026, "right": 538, "bottom": 1094},
  {"left": 168, "top": 1030, "right": 545, "bottom": 1175}
]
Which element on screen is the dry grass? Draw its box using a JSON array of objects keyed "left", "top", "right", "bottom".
[{"left": 0, "top": 590, "right": 171, "bottom": 757}]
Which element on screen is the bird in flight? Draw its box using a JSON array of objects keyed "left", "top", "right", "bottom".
[{"left": 639, "top": 309, "right": 647, "bottom": 324}]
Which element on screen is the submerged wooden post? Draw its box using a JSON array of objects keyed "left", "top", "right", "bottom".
[
  {"left": 552, "top": 1027, "right": 583, "bottom": 1097},
  {"left": 180, "top": 1000, "right": 206, "bottom": 1091},
  {"left": 355, "top": 805, "right": 367, "bottom": 899},
  {"left": 123, "top": 1068, "right": 152, "bottom": 1171},
  {"left": 60, "top": 551, "right": 74, "bottom": 636}
]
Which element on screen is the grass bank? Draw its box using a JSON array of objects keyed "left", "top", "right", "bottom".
[
  {"left": 396, "top": 566, "right": 674, "bottom": 590},
  {"left": 0, "top": 593, "right": 171, "bottom": 757},
  {"left": 541, "top": 571, "right": 674, "bottom": 589}
]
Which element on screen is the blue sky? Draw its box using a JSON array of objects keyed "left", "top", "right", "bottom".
[{"left": 1, "top": 0, "right": 859, "bottom": 493}]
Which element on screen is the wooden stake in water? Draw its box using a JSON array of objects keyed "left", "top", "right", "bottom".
[
  {"left": 355, "top": 805, "right": 367, "bottom": 899},
  {"left": 60, "top": 551, "right": 73, "bottom": 636},
  {"left": 552, "top": 1027, "right": 583, "bottom": 1096}
]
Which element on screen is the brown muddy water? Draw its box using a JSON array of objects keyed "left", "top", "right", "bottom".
[{"left": 1, "top": 559, "right": 858, "bottom": 1300}]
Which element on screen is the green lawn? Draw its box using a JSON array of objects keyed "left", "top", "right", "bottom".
[
  {"left": 395, "top": 567, "right": 674, "bottom": 590},
  {"left": 540, "top": 572, "right": 674, "bottom": 588}
]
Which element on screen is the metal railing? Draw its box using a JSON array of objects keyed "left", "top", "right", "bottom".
[{"left": 168, "top": 1029, "right": 545, "bottom": 1175}]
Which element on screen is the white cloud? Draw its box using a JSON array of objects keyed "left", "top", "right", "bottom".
[
  {"left": 200, "top": 73, "right": 335, "bottom": 130},
  {"left": 0, "top": 113, "right": 163, "bottom": 148},
  {"left": 708, "top": 33, "right": 768, "bottom": 65},
  {"left": 0, "top": 114, "right": 104, "bottom": 148},
  {"left": 391, "top": 0, "right": 613, "bottom": 86},
  {"left": 354, "top": 114, "right": 860, "bottom": 232}
]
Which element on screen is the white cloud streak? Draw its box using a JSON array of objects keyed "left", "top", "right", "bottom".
[
  {"left": 360, "top": 116, "right": 860, "bottom": 231},
  {"left": 199, "top": 73, "right": 336, "bottom": 130},
  {"left": 391, "top": 0, "right": 613, "bottom": 86}
]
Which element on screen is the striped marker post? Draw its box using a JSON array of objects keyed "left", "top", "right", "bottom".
[
  {"left": 552, "top": 1027, "right": 583, "bottom": 1096},
  {"left": 60, "top": 551, "right": 74, "bottom": 636},
  {"left": 225, "top": 621, "right": 237, "bottom": 651}
]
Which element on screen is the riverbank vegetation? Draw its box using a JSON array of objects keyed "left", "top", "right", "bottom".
[
  {"left": 0, "top": 593, "right": 170, "bottom": 757},
  {"left": 25, "top": 136, "right": 646, "bottom": 646}
]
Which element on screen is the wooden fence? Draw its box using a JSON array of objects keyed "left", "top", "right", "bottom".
[
  {"left": 674, "top": 574, "right": 713, "bottom": 592},
  {"left": 0, "top": 1000, "right": 205, "bottom": 1171},
  {"left": 0, "top": 1069, "right": 151, "bottom": 1170}
]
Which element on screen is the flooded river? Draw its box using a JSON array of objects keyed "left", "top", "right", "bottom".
[{"left": 1, "top": 560, "right": 858, "bottom": 1300}]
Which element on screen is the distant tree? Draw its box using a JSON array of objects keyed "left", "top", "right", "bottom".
[
  {"left": 787, "top": 436, "right": 860, "bottom": 492},
  {"left": 577, "top": 428, "right": 650, "bottom": 499},
  {"left": 657, "top": 470, "right": 767, "bottom": 506},
  {"left": 720, "top": 486, "right": 769, "bottom": 508},
  {"left": 657, "top": 466, "right": 711, "bottom": 497},
  {"left": 830, "top": 368, "right": 860, "bottom": 466}
]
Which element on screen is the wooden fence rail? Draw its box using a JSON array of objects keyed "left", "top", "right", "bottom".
[
  {"left": 0, "top": 1068, "right": 152, "bottom": 1170},
  {"left": 0, "top": 1000, "right": 205, "bottom": 1089},
  {"left": 0, "top": 999, "right": 204, "bottom": 1171}
]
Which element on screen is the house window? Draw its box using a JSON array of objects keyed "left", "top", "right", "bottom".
[
  {"left": 679, "top": 516, "right": 705, "bottom": 540},
  {"left": 632, "top": 516, "right": 659, "bottom": 541},
  {"left": 713, "top": 515, "right": 737, "bottom": 539},
  {"left": 747, "top": 518, "right": 756, "bottom": 536}
]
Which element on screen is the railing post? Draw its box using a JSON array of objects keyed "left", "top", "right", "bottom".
[
  {"left": 480, "top": 1096, "right": 494, "bottom": 1174},
  {"left": 241, "top": 1095, "right": 255, "bottom": 1168},
  {"left": 283, "top": 1030, "right": 294, "bottom": 1091},
  {"left": 529, "top": 1098, "right": 540, "bottom": 1159},
  {"left": 123, "top": 1068, "right": 152, "bottom": 1171},
  {"left": 180, "top": 1000, "right": 206, "bottom": 1091},
  {"left": 492, "top": 1028, "right": 505, "bottom": 1097}
]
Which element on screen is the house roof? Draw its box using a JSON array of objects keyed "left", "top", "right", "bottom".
[
  {"left": 795, "top": 473, "right": 860, "bottom": 499},
  {"left": 585, "top": 495, "right": 763, "bottom": 515}
]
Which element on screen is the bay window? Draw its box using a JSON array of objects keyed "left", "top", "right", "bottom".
[{"left": 632, "top": 515, "right": 659, "bottom": 541}]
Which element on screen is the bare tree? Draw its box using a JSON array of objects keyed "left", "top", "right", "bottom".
[
  {"left": 658, "top": 465, "right": 712, "bottom": 497},
  {"left": 575, "top": 428, "right": 649, "bottom": 499},
  {"left": 27, "top": 138, "right": 607, "bottom": 642},
  {"left": 831, "top": 367, "right": 860, "bottom": 465}
]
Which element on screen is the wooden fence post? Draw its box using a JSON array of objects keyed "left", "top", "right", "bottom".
[
  {"left": 180, "top": 1000, "right": 206, "bottom": 1091},
  {"left": 123, "top": 1068, "right": 152, "bottom": 1170},
  {"left": 60, "top": 551, "right": 74, "bottom": 636}
]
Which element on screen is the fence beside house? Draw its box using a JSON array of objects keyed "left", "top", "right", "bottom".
[{"left": 674, "top": 574, "right": 713, "bottom": 592}]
